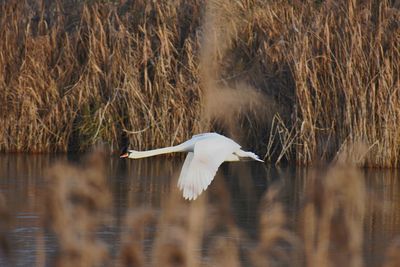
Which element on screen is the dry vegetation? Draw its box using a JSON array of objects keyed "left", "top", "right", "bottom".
[
  {"left": 0, "top": 0, "right": 203, "bottom": 153},
  {"left": 41, "top": 150, "right": 112, "bottom": 267},
  {"left": 0, "top": 0, "right": 399, "bottom": 167}
]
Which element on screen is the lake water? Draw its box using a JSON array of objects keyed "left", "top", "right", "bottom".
[{"left": 0, "top": 154, "right": 399, "bottom": 266}]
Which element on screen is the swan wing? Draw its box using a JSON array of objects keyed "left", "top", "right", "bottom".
[
  {"left": 177, "top": 152, "right": 194, "bottom": 190},
  {"left": 178, "top": 136, "right": 240, "bottom": 200}
]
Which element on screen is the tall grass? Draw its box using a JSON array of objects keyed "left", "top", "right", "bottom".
[
  {"left": 0, "top": 0, "right": 203, "bottom": 153},
  {"left": 42, "top": 150, "right": 112, "bottom": 266},
  {"left": 288, "top": 1, "right": 400, "bottom": 167},
  {"left": 0, "top": 0, "right": 399, "bottom": 167}
]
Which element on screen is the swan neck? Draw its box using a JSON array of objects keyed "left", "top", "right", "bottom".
[{"left": 129, "top": 145, "right": 181, "bottom": 159}]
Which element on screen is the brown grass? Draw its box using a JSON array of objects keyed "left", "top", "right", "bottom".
[
  {"left": 42, "top": 150, "right": 112, "bottom": 267},
  {"left": 0, "top": 0, "right": 204, "bottom": 153},
  {"left": 0, "top": 0, "right": 399, "bottom": 167},
  {"left": 117, "top": 209, "right": 156, "bottom": 267},
  {"left": 382, "top": 238, "right": 400, "bottom": 267},
  {"left": 301, "top": 166, "right": 366, "bottom": 267},
  {"left": 288, "top": 0, "right": 400, "bottom": 167},
  {"left": 251, "top": 184, "right": 300, "bottom": 267}
]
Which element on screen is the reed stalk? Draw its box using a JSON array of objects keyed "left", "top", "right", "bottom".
[{"left": 0, "top": 0, "right": 399, "bottom": 167}]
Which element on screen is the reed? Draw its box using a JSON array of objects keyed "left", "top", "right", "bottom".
[
  {"left": 117, "top": 209, "right": 156, "bottom": 267},
  {"left": 152, "top": 174, "right": 209, "bottom": 267},
  {"left": 251, "top": 184, "right": 300, "bottom": 267},
  {"left": 0, "top": 0, "right": 399, "bottom": 167},
  {"left": 0, "top": 0, "right": 203, "bottom": 153},
  {"left": 42, "top": 150, "right": 112, "bottom": 267},
  {"left": 382, "top": 238, "right": 400, "bottom": 267},
  {"left": 301, "top": 166, "right": 366, "bottom": 267},
  {"left": 288, "top": 0, "right": 400, "bottom": 167}
]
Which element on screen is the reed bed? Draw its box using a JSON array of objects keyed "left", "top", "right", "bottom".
[
  {"left": 0, "top": 0, "right": 399, "bottom": 167},
  {"left": 288, "top": 0, "right": 400, "bottom": 167},
  {"left": 0, "top": 0, "right": 203, "bottom": 153}
]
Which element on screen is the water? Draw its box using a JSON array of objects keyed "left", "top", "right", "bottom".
[{"left": 0, "top": 154, "right": 399, "bottom": 266}]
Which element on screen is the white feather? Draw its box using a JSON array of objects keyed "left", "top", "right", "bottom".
[{"left": 177, "top": 136, "right": 240, "bottom": 200}]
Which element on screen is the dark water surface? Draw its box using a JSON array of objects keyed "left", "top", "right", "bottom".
[{"left": 0, "top": 154, "right": 399, "bottom": 266}]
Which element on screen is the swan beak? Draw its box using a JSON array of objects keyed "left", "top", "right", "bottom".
[{"left": 120, "top": 152, "right": 129, "bottom": 158}]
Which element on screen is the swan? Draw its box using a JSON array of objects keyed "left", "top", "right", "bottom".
[{"left": 120, "top": 132, "right": 264, "bottom": 200}]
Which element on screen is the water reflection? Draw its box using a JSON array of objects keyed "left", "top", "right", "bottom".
[{"left": 0, "top": 154, "right": 399, "bottom": 266}]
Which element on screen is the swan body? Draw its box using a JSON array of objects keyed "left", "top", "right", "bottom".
[{"left": 121, "top": 132, "right": 263, "bottom": 200}]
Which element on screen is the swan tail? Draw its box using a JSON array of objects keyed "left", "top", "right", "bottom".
[{"left": 236, "top": 150, "right": 264, "bottom": 162}]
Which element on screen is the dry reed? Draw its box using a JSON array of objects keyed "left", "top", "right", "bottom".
[
  {"left": 205, "top": 173, "right": 242, "bottom": 267},
  {"left": 288, "top": 0, "right": 400, "bottom": 167},
  {"left": 251, "top": 184, "right": 300, "bottom": 267},
  {"left": 1, "top": 0, "right": 399, "bottom": 167},
  {"left": 301, "top": 165, "right": 366, "bottom": 267},
  {"left": 117, "top": 209, "right": 156, "bottom": 267},
  {"left": 152, "top": 176, "right": 206, "bottom": 267},
  {"left": 0, "top": 0, "right": 203, "bottom": 153},
  {"left": 42, "top": 150, "right": 112, "bottom": 267},
  {"left": 382, "top": 238, "right": 400, "bottom": 267}
]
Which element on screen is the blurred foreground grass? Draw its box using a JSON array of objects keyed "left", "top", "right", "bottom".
[{"left": 0, "top": 150, "right": 399, "bottom": 266}]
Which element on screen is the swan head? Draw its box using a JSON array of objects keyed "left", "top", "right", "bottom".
[
  {"left": 120, "top": 152, "right": 129, "bottom": 158},
  {"left": 119, "top": 146, "right": 130, "bottom": 158}
]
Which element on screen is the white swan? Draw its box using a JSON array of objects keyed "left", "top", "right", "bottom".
[{"left": 120, "top": 132, "right": 264, "bottom": 200}]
